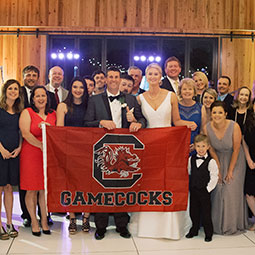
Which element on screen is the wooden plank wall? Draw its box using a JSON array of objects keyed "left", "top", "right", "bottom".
[
  {"left": 0, "top": 0, "right": 254, "bottom": 89},
  {"left": 221, "top": 38, "right": 255, "bottom": 91},
  {"left": 0, "top": 0, "right": 254, "bottom": 30},
  {"left": 0, "top": 35, "right": 47, "bottom": 85}
]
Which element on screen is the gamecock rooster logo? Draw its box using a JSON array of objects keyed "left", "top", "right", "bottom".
[
  {"left": 93, "top": 134, "right": 144, "bottom": 188},
  {"left": 95, "top": 146, "right": 140, "bottom": 178}
]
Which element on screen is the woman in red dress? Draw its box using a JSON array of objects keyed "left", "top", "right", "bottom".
[{"left": 19, "top": 86, "right": 56, "bottom": 236}]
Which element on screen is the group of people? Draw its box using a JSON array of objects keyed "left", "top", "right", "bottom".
[{"left": 0, "top": 56, "right": 255, "bottom": 243}]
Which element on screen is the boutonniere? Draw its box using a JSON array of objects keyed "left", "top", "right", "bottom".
[{"left": 118, "top": 95, "right": 127, "bottom": 108}]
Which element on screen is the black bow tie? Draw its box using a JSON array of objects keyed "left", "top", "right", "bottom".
[
  {"left": 196, "top": 156, "right": 205, "bottom": 160},
  {"left": 108, "top": 95, "right": 120, "bottom": 102}
]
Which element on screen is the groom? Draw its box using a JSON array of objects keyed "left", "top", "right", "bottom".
[{"left": 84, "top": 67, "right": 146, "bottom": 240}]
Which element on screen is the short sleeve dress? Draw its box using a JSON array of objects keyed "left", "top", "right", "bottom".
[
  {"left": 0, "top": 108, "right": 20, "bottom": 186},
  {"left": 20, "top": 108, "right": 56, "bottom": 190}
]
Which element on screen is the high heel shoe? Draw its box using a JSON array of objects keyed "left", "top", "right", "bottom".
[
  {"left": 42, "top": 229, "right": 51, "bottom": 235},
  {"left": 32, "top": 230, "right": 41, "bottom": 237},
  {"left": 0, "top": 226, "right": 10, "bottom": 240},
  {"left": 82, "top": 216, "right": 90, "bottom": 232},
  {"left": 6, "top": 224, "right": 18, "bottom": 238},
  {"left": 31, "top": 223, "right": 41, "bottom": 237},
  {"left": 68, "top": 218, "right": 77, "bottom": 235}
]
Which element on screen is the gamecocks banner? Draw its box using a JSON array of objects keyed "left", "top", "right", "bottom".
[{"left": 45, "top": 126, "right": 190, "bottom": 213}]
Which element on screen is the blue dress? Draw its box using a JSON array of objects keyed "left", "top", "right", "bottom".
[
  {"left": 0, "top": 108, "right": 20, "bottom": 186},
  {"left": 178, "top": 102, "right": 202, "bottom": 155}
]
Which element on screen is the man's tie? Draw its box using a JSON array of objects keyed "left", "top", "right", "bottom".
[
  {"left": 108, "top": 95, "right": 120, "bottom": 102},
  {"left": 54, "top": 88, "right": 60, "bottom": 104}
]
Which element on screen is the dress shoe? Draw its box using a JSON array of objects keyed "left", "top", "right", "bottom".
[
  {"left": 23, "top": 219, "right": 31, "bottom": 227},
  {"left": 42, "top": 229, "right": 51, "bottom": 235},
  {"left": 32, "top": 230, "right": 41, "bottom": 237},
  {"left": 185, "top": 232, "right": 198, "bottom": 239},
  {"left": 204, "top": 236, "right": 212, "bottom": 242},
  {"left": 116, "top": 227, "right": 131, "bottom": 238},
  {"left": 94, "top": 229, "right": 106, "bottom": 240}
]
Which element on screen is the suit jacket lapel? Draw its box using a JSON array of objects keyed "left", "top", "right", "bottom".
[
  {"left": 102, "top": 92, "right": 112, "bottom": 120},
  {"left": 120, "top": 93, "right": 128, "bottom": 128},
  {"left": 22, "top": 86, "right": 29, "bottom": 108}
]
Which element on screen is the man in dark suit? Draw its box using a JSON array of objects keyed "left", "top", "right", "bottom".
[
  {"left": 217, "top": 76, "right": 234, "bottom": 112},
  {"left": 84, "top": 67, "right": 146, "bottom": 240},
  {"left": 21, "top": 65, "right": 57, "bottom": 110},
  {"left": 161, "top": 56, "right": 182, "bottom": 93},
  {"left": 19, "top": 65, "right": 56, "bottom": 228}
]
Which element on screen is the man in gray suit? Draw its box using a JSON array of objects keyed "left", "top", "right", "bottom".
[{"left": 45, "top": 66, "right": 69, "bottom": 104}]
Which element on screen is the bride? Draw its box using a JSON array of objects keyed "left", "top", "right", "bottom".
[{"left": 130, "top": 63, "right": 196, "bottom": 239}]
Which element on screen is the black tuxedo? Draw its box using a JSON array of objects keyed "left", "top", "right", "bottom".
[
  {"left": 84, "top": 92, "right": 146, "bottom": 128},
  {"left": 21, "top": 86, "right": 57, "bottom": 110},
  {"left": 189, "top": 155, "right": 213, "bottom": 238},
  {"left": 84, "top": 91, "right": 146, "bottom": 232},
  {"left": 161, "top": 76, "right": 176, "bottom": 93}
]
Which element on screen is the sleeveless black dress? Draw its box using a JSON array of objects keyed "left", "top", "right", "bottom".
[
  {"left": 64, "top": 103, "right": 86, "bottom": 127},
  {"left": 244, "top": 127, "right": 255, "bottom": 196},
  {"left": 0, "top": 108, "right": 20, "bottom": 186}
]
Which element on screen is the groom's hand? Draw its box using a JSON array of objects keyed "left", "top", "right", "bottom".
[{"left": 100, "top": 120, "right": 116, "bottom": 130}]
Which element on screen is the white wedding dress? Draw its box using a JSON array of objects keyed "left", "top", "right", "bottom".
[{"left": 129, "top": 92, "right": 191, "bottom": 239}]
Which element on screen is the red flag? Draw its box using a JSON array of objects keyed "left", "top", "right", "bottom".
[{"left": 46, "top": 126, "right": 190, "bottom": 213}]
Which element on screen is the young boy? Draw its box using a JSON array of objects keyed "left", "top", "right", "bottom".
[{"left": 186, "top": 134, "right": 218, "bottom": 242}]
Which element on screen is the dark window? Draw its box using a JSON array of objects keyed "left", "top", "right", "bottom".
[
  {"left": 79, "top": 39, "right": 102, "bottom": 77},
  {"left": 48, "top": 36, "right": 218, "bottom": 89},
  {"left": 190, "top": 39, "right": 215, "bottom": 81},
  {"left": 106, "top": 38, "right": 130, "bottom": 73}
]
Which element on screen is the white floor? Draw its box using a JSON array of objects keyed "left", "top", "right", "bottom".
[{"left": 1, "top": 192, "right": 255, "bottom": 255}]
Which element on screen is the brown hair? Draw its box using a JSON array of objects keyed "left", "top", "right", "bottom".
[
  {"left": 164, "top": 56, "right": 181, "bottom": 69},
  {"left": 0, "top": 79, "right": 24, "bottom": 113}
]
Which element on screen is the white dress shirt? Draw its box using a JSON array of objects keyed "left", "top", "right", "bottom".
[
  {"left": 106, "top": 90, "right": 122, "bottom": 128},
  {"left": 24, "top": 86, "right": 32, "bottom": 104},
  {"left": 188, "top": 153, "right": 219, "bottom": 192}
]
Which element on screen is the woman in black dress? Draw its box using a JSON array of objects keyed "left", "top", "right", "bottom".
[
  {"left": 243, "top": 108, "right": 255, "bottom": 231},
  {"left": 0, "top": 80, "right": 24, "bottom": 239},
  {"left": 227, "top": 86, "right": 253, "bottom": 134},
  {"left": 56, "top": 77, "right": 89, "bottom": 234}
]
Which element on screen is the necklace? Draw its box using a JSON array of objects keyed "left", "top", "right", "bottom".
[
  {"left": 235, "top": 108, "right": 247, "bottom": 125},
  {"left": 148, "top": 89, "right": 161, "bottom": 100}
]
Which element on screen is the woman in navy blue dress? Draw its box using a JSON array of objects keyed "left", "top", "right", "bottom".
[
  {"left": 178, "top": 78, "right": 202, "bottom": 155},
  {"left": 56, "top": 77, "right": 89, "bottom": 234},
  {"left": 0, "top": 80, "right": 24, "bottom": 239}
]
